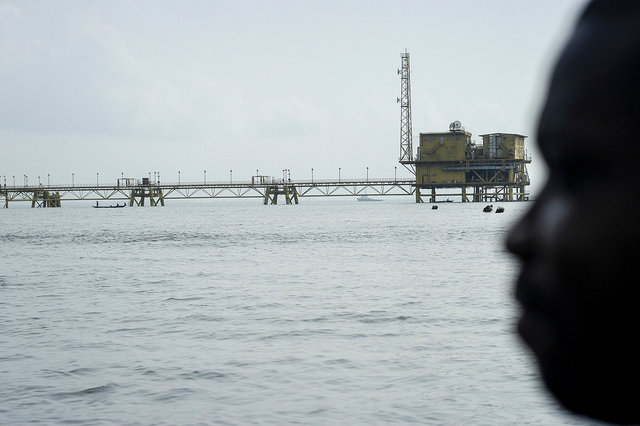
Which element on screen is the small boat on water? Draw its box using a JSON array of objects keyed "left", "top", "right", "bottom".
[
  {"left": 495, "top": 206, "right": 505, "bottom": 213},
  {"left": 93, "top": 202, "right": 126, "bottom": 208},
  {"left": 483, "top": 204, "right": 493, "bottom": 212},
  {"left": 357, "top": 196, "right": 382, "bottom": 202}
]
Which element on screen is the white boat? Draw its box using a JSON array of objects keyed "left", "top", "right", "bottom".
[{"left": 357, "top": 196, "right": 382, "bottom": 202}]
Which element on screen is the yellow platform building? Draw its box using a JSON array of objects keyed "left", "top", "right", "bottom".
[{"left": 409, "top": 121, "right": 531, "bottom": 202}]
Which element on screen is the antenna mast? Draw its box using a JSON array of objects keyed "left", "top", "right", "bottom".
[{"left": 398, "top": 50, "right": 414, "bottom": 174}]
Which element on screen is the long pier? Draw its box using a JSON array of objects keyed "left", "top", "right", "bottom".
[{"left": 0, "top": 177, "right": 418, "bottom": 207}]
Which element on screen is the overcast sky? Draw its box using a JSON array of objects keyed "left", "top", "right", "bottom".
[{"left": 0, "top": 0, "right": 587, "bottom": 193}]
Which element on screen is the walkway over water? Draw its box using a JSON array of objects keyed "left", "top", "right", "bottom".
[{"left": 1, "top": 178, "right": 417, "bottom": 207}]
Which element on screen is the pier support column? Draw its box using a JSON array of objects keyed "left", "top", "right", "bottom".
[
  {"left": 518, "top": 185, "right": 526, "bottom": 201},
  {"left": 31, "top": 190, "right": 61, "bottom": 208},
  {"left": 264, "top": 185, "right": 299, "bottom": 205},
  {"left": 473, "top": 186, "right": 481, "bottom": 202},
  {"left": 129, "top": 187, "right": 165, "bottom": 206},
  {"left": 130, "top": 188, "right": 145, "bottom": 206},
  {"left": 264, "top": 185, "right": 277, "bottom": 204},
  {"left": 149, "top": 187, "right": 165, "bottom": 206},
  {"left": 415, "top": 186, "right": 422, "bottom": 203},
  {"left": 285, "top": 185, "right": 299, "bottom": 204}
]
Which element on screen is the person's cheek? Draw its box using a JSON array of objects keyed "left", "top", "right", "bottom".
[{"left": 534, "top": 194, "right": 572, "bottom": 255}]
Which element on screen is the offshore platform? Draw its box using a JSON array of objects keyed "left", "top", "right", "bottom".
[
  {"left": 398, "top": 50, "right": 531, "bottom": 203},
  {"left": 1, "top": 51, "right": 530, "bottom": 207}
]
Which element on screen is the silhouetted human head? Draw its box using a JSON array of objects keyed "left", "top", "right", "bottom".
[{"left": 507, "top": 1, "right": 640, "bottom": 424}]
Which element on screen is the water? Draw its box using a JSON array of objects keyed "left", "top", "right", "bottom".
[{"left": 1, "top": 200, "right": 595, "bottom": 425}]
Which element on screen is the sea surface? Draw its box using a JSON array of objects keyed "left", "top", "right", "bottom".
[{"left": 1, "top": 199, "right": 598, "bottom": 425}]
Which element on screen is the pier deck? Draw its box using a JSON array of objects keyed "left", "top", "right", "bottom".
[
  {"left": 1, "top": 178, "right": 416, "bottom": 207},
  {"left": 1, "top": 177, "right": 531, "bottom": 207}
]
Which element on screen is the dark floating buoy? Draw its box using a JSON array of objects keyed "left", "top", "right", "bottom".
[
  {"left": 483, "top": 204, "right": 493, "bottom": 212},
  {"left": 495, "top": 206, "right": 505, "bottom": 213},
  {"left": 432, "top": 205, "right": 438, "bottom": 210}
]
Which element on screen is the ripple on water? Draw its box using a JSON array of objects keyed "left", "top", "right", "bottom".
[{"left": 49, "top": 383, "right": 120, "bottom": 400}]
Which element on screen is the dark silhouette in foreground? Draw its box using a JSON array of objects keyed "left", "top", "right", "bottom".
[{"left": 506, "top": 1, "right": 640, "bottom": 424}]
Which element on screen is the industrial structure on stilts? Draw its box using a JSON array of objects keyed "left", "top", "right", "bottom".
[{"left": 397, "top": 50, "right": 531, "bottom": 203}]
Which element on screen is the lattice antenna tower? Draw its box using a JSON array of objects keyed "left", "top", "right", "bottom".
[{"left": 398, "top": 50, "right": 414, "bottom": 173}]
